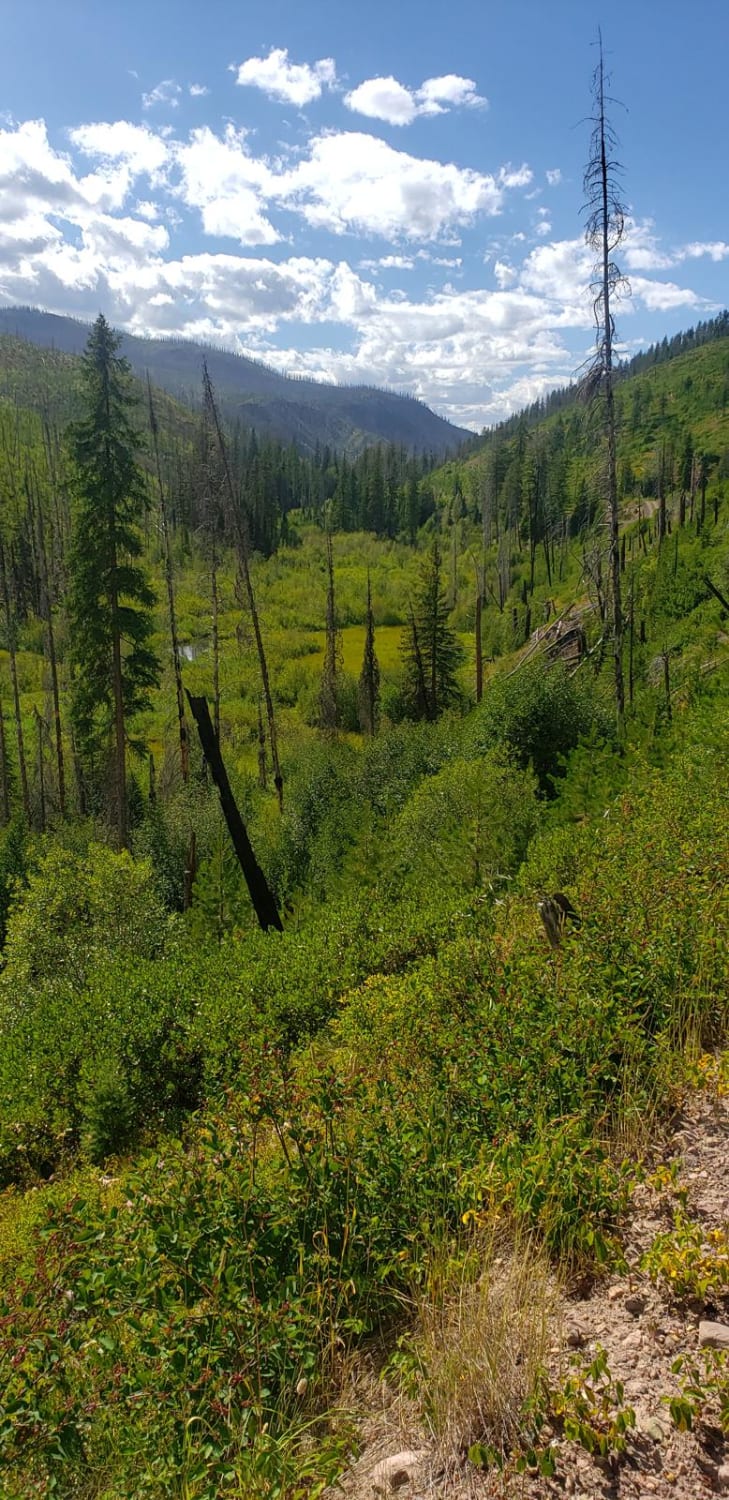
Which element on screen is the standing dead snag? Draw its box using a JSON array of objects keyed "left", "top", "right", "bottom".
[
  {"left": 583, "top": 29, "right": 630, "bottom": 731},
  {"left": 147, "top": 376, "right": 189, "bottom": 785},
  {"left": 186, "top": 691, "right": 282, "bottom": 933},
  {"left": 202, "top": 363, "right": 283, "bottom": 811}
]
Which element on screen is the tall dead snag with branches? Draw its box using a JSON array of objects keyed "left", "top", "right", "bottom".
[
  {"left": 583, "top": 30, "right": 629, "bottom": 730},
  {"left": 147, "top": 376, "right": 189, "bottom": 786},
  {"left": 202, "top": 363, "right": 283, "bottom": 810}
]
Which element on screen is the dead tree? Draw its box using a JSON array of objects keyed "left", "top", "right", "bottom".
[
  {"left": 583, "top": 29, "right": 629, "bottom": 730},
  {"left": 186, "top": 691, "right": 282, "bottom": 933},
  {"left": 147, "top": 376, "right": 189, "bottom": 785},
  {"left": 319, "top": 529, "right": 341, "bottom": 732},
  {"left": 203, "top": 364, "right": 283, "bottom": 810},
  {"left": 0, "top": 538, "right": 30, "bottom": 821}
]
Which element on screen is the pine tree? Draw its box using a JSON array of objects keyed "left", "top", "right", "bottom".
[
  {"left": 68, "top": 314, "right": 159, "bottom": 847},
  {"left": 401, "top": 537, "right": 464, "bottom": 720},
  {"left": 358, "top": 573, "right": 380, "bottom": 735}
]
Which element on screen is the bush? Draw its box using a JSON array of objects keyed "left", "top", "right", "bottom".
[{"left": 469, "top": 661, "right": 614, "bottom": 794}]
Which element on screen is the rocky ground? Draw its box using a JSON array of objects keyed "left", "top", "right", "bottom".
[{"left": 325, "top": 1087, "right": 729, "bottom": 1500}]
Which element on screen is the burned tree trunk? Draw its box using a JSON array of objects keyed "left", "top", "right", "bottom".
[{"left": 186, "top": 691, "right": 282, "bottom": 933}]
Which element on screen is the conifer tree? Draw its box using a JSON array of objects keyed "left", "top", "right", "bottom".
[
  {"left": 401, "top": 537, "right": 464, "bottom": 720},
  {"left": 68, "top": 314, "right": 159, "bottom": 847},
  {"left": 358, "top": 572, "right": 380, "bottom": 735}
]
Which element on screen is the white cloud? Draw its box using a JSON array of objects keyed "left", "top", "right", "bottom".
[
  {"left": 234, "top": 47, "right": 336, "bottom": 107},
  {"left": 189, "top": 83, "right": 209, "bottom": 98},
  {"left": 345, "top": 77, "right": 418, "bottom": 127},
  {"left": 359, "top": 253, "right": 415, "bottom": 270},
  {"left": 493, "top": 259, "right": 517, "bottom": 288},
  {"left": 345, "top": 71, "right": 486, "bottom": 126},
  {"left": 417, "top": 74, "right": 486, "bottom": 113},
  {"left": 278, "top": 131, "right": 514, "bottom": 240},
  {"left": 70, "top": 120, "right": 169, "bottom": 179},
  {"left": 174, "top": 124, "right": 279, "bottom": 245},
  {"left": 0, "top": 116, "right": 717, "bottom": 432},
  {"left": 142, "top": 79, "right": 182, "bottom": 111},
  {"left": 546, "top": 168, "right": 562, "bottom": 186},
  {"left": 498, "top": 164, "right": 533, "bottom": 190},
  {"left": 678, "top": 240, "right": 729, "bottom": 262},
  {"left": 629, "top": 275, "right": 703, "bottom": 313}
]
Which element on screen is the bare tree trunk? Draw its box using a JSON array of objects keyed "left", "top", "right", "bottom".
[
  {"left": 109, "top": 557, "right": 128, "bottom": 849},
  {"left": 32, "top": 476, "right": 66, "bottom": 818},
  {"left": 187, "top": 692, "right": 283, "bottom": 932},
  {"left": 211, "top": 538, "right": 221, "bottom": 744},
  {"left": 147, "top": 376, "right": 189, "bottom": 784},
  {"left": 584, "top": 30, "right": 627, "bottom": 731},
  {"left": 0, "top": 539, "right": 30, "bottom": 822},
  {"left": 0, "top": 688, "right": 10, "bottom": 824},
  {"left": 34, "top": 707, "right": 46, "bottom": 833},
  {"left": 203, "top": 364, "right": 283, "bottom": 810},
  {"left": 257, "top": 703, "right": 267, "bottom": 789}
]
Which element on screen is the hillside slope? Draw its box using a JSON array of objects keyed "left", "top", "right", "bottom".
[{"left": 0, "top": 307, "right": 471, "bottom": 457}]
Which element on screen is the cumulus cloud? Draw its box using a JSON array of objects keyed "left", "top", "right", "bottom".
[
  {"left": 677, "top": 240, "right": 729, "bottom": 262},
  {"left": 142, "top": 79, "right": 182, "bottom": 111},
  {"left": 234, "top": 47, "right": 336, "bottom": 107},
  {"left": 345, "top": 71, "right": 486, "bottom": 126},
  {"left": 174, "top": 124, "right": 279, "bottom": 245},
  {"left": 277, "top": 131, "right": 512, "bottom": 240},
  {"left": 70, "top": 120, "right": 169, "bottom": 179},
  {"left": 0, "top": 115, "right": 717, "bottom": 430},
  {"left": 189, "top": 83, "right": 209, "bottom": 98},
  {"left": 546, "top": 168, "right": 562, "bottom": 186}
]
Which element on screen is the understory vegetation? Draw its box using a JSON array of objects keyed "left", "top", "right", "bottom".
[{"left": 0, "top": 306, "right": 727, "bottom": 1496}]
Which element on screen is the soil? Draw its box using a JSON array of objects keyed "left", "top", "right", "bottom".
[{"left": 325, "top": 1086, "right": 729, "bottom": 1500}]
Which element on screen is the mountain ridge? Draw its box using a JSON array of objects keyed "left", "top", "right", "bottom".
[{"left": 0, "top": 306, "right": 472, "bottom": 458}]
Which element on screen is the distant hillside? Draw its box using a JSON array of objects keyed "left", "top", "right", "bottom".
[
  {"left": 0, "top": 307, "right": 471, "bottom": 458},
  {"left": 429, "top": 319, "right": 729, "bottom": 522}
]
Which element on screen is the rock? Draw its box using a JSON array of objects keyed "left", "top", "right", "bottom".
[
  {"left": 566, "top": 1326, "right": 586, "bottom": 1348},
  {"left": 717, "top": 1462, "right": 729, "bottom": 1490},
  {"left": 607, "top": 1284, "right": 624, "bottom": 1302},
  {"left": 371, "top": 1451, "right": 428, "bottom": 1493},
  {"left": 637, "top": 1413, "right": 670, "bottom": 1442},
  {"left": 625, "top": 1294, "right": 646, "bottom": 1316},
  {"left": 699, "top": 1320, "right": 729, "bottom": 1350}
]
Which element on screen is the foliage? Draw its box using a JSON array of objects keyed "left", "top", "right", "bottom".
[
  {"left": 666, "top": 1349, "right": 729, "bottom": 1436},
  {"left": 469, "top": 661, "right": 614, "bottom": 794},
  {"left": 390, "top": 752, "right": 539, "bottom": 893},
  {"left": 401, "top": 536, "right": 464, "bottom": 719},
  {"left": 641, "top": 1210, "right": 729, "bottom": 1301}
]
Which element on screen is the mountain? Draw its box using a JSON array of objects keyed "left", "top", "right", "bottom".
[{"left": 0, "top": 306, "right": 471, "bottom": 458}]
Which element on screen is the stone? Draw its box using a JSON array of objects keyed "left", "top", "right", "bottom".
[
  {"left": 371, "top": 1451, "right": 429, "bottom": 1494},
  {"left": 625, "top": 1294, "right": 647, "bottom": 1316},
  {"left": 566, "top": 1326, "right": 586, "bottom": 1348},
  {"left": 637, "top": 1413, "right": 670, "bottom": 1442},
  {"left": 699, "top": 1320, "right": 729, "bottom": 1350}
]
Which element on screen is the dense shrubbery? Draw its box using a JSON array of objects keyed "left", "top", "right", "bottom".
[{"left": 0, "top": 735, "right": 727, "bottom": 1495}]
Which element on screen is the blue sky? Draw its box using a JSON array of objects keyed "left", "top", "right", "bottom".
[{"left": 1, "top": 0, "right": 727, "bottom": 429}]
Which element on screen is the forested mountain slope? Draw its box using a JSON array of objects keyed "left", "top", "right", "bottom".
[{"left": 0, "top": 306, "right": 471, "bottom": 456}]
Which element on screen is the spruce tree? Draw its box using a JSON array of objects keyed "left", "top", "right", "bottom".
[
  {"left": 358, "top": 573, "right": 380, "bottom": 735},
  {"left": 68, "top": 314, "right": 159, "bottom": 847},
  {"left": 401, "top": 537, "right": 464, "bottom": 720}
]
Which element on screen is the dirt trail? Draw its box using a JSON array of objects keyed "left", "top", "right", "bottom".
[{"left": 327, "top": 1088, "right": 729, "bottom": 1500}]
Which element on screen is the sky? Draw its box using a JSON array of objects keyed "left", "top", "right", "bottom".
[{"left": 1, "top": 0, "right": 727, "bottom": 431}]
